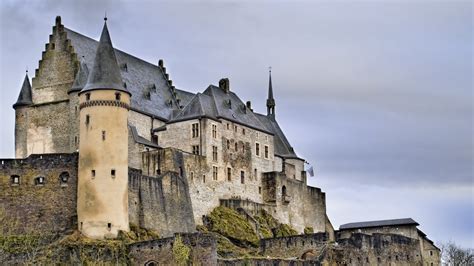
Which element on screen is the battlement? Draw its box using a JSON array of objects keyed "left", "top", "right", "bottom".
[{"left": 128, "top": 233, "right": 217, "bottom": 265}]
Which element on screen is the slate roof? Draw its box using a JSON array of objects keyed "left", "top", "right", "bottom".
[
  {"left": 69, "top": 58, "right": 89, "bottom": 93},
  {"left": 13, "top": 73, "right": 33, "bottom": 108},
  {"left": 339, "top": 218, "right": 419, "bottom": 230},
  {"left": 65, "top": 27, "right": 189, "bottom": 120},
  {"left": 63, "top": 23, "right": 301, "bottom": 160},
  {"left": 82, "top": 21, "right": 128, "bottom": 94}
]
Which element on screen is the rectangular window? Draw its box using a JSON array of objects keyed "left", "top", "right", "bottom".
[
  {"left": 227, "top": 123, "right": 230, "bottom": 130},
  {"left": 74, "top": 136, "right": 78, "bottom": 145},
  {"left": 102, "top": 131, "right": 106, "bottom": 141},
  {"left": 213, "top": 166, "right": 218, "bottom": 181},
  {"left": 212, "top": 124, "right": 217, "bottom": 139},
  {"left": 192, "top": 145, "right": 200, "bottom": 155},
  {"left": 234, "top": 125, "right": 238, "bottom": 132},
  {"left": 115, "top": 93, "right": 121, "bottom": 101},
  {"left": 255, "top": 143, "right": 260, "bottom": 156},
  {"left": 86, "top": 93, "right": 90, "bottom": 101},
  {"left": 254, "top": 168, "right": 258, "bottom": 180},
  {"left": 226, "top": 139, "right": 230, "bottom": 149},
  {"left": 152, "top": 135, "right": 158, "bottom": 144},
  {"left": 240, "top": 171, "right": 245, "bottom": 184},
  {"left": 111, "top": 169, "right": 116, "bottom": 178},
  {"left": 212, "top": 146, "right": 218, "bottom": 161},
  {"left": 203, "top": 175, "right": 206, "bottom": 183},
  {"left": 259, "top": 187, "right": 262, "bottom": 194},
  {"left": 190, "top": 172, "right": 194, "bottom": 181},
  {"left": 264, "top": 146, "right": 269, "bottom": 159},
  {"left": 191, "top": 123, "right": 199, "bottom": 138},
  {"left": 235, "top": 142, "right": 238, "bottom": 151},
  {"left": 242, "top": 128, "right": 246, "bottom": 135},
  {"left": 227, "top": 167, "right": 232, "bottom": 181},
  {"left": 91, "top": 170, "right": 95, "bottom": 178},
  {"left": 85, "top": 115, "right": 90, "bottom": 125}
]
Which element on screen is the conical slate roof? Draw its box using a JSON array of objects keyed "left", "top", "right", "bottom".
[
  {"left": 13, "top": 73, "right": 33, "bottom": 108},
  {"left": 69, "top": 58, "right": 89, "bottom": 93},
  {"left": 81, "top": 21, "right": 129, "bottom": 94}
]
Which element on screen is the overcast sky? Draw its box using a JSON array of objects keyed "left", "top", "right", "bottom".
[{"left": 0, "top": 0, "right": 472, "bottom": 248}]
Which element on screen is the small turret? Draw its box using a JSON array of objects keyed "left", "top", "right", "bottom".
[
  {"left": 13, "top": 73, "right": 33, "bottom": 109},
  {"left": 77, "top": 18, "right": 131, "bottom": 239},
  {"left": 69, "top": 58, "right": 89, "bottom": 93},
  {"left": 266, "top": 68, "right": 275, "bottom": 119}
]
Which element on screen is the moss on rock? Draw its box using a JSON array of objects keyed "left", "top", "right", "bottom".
[
  {"left": 274, "top": 224, "right": 298, "bottom": 237},
  {"left": 206, "top": 206, "right": 259, "bottom": 247},
  {"left": 304, "top": 227, "right": 314, "bottom": 234}
]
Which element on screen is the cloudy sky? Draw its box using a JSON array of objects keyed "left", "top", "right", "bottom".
[{"left": 1, "top": 0, "right": 472, "bottom": 248}]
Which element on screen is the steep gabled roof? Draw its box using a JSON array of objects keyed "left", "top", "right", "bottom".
[
  {"left": 82, "top": 21, "right": 128, "bottom": 94},
  {"left": 255, "top": 113, "right": 299, "bottom": 159},
  {"left": 64, "top": 27, "right": 192, "bottom": 121},
  {"left": 69, "top": 58, "right": 89, "bottom": 93},
  {"left": 172, "top": 93, "right": 218, "bottom": 122},
  {"left": 13, "top": 73, "right": 33, "bottom": 108},
  {"left": 339, "top": 218, "right": 419, "bottom": 230}
]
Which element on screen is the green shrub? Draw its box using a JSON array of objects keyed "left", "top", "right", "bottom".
[{"left": 173, "top": 235, "right": 190, "bottom": 265}]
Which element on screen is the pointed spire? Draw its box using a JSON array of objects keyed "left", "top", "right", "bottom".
[
  {"left": 69, "top": 57, "right": 89, "bottom": 93},
  {"left": 266, "top": 67, "right": 275, "bottom": 118},
  {"left": 82, "top": 19, "right": 129, "bottom": 94},
  {"left": 13, "top": 72, "right": 33, "bottom": 108}
]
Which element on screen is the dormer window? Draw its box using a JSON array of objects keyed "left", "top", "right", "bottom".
[
  {"left": 115, "top": 93, "right": 121, "bottom": 101},
  {"left": 85, "top": 93, "right": 90, "bottom": 101}
]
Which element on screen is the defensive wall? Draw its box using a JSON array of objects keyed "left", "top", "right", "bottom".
[
  {"left": 128, "top": 233, "right": 217, "bottom": 265},
  {"left": 0, "top": 153, "right": 78, "bottom": 235}
]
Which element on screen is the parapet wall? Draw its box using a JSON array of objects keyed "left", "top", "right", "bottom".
[
  {"left": 128, "top": 167, "right": 195, "bottom": 237},
  {"left": 260, "top": 233, "right": 329, "bottom": 258},
  {"left": 128, "top": 233, "right": 217, "bottom": 265},
  {"left": 0, "top": 153, "right": 78, "bottom": 235}
]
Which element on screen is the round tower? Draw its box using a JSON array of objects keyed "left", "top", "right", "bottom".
[
  {"left": 77, "top": 19, "right": 131, "bottom": 239},
  {"left": 13, "top": 72, "right": 33, "bottom": 158}
]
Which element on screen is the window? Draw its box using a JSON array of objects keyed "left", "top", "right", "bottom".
[
  {"left": 240, "top": 171, "right": 245, "bottom": 184},
  {"left": 60, "top": 172, "right": 69, "bottom": 184},
  {"left": 259, "top": 187, "right": 262, "bottom": 194},
  {"left": 102, "top": 131, "right": 106, "bottom": 141},
  {"left": 255, "top": 143, "right": 260, "bottom": 156},
  {"left": 74, "top": 136, "right": 78, "bottom": 145},
  {"left": 254, "top": 169, "right": 257, "bottom": 180},
  {"left": 430, "top": 251, "right": 433, "bottom": 256},
  {"left": 191, "top": 123, "right": 199, "bottom": 138},
  {"left": 213, "top": 166, "right": 218, "bottom": 181},
  {"left": 190, "top": 172, "right": 194, "bottom": 181},
  {"left": 179, "top": 167, "right": 183, "bottom": 176},
  {"left": 115, "top": 93, "right": 121, "bottom": 101},
  {"left": 111, "top": 169, "right": 116, "bottom": 178},
  {"left": 227, "top": 167, "right": 232, "bottom": 181},
  {"left": 91, "top": 170, "right": 96, "bottom": 178},
  {"left": 241, "top": 143, "right": 245, "bottom": 153},
  {"left": 227, "top": 123, "right": 230, "bottom": 130},
  {"left": 234, "top": 142, "right": 238, "bottom": 151},
  {"left": 192, "top": 145, "right": 200, "bottom": 155},
  {"left": 85, "top": 115, "right": 90, "bottom": 125},
  {"left": 282, "top": 186, "right": 287, "bottom": 197},
  {"left": 242, "top": 128, "right": 246, "bottom": 135},
  {"left": 234, "top": 125, "right": 237, "bottom": 132},
  {"left": 212, "top": 124, "right": 217, "bottom": 139},
  {"left": 35, "top": 176, "right": 45, "bottom": 185},
  {"left": 203, "top": 175, "right": 206, "bottom": 183},
  {"left": 226, "top": 140, "right": 230, "bottom": 149},
  {"left": 85, "top": 93, "right": 90, "bottom": 101},
  {"left": 107, "top": 223, "right": 111, "bottom": 231},
  {"left": 212, "top": 146, "right": 218, "bottom": 161},
  {"left": 152, "top": 135, "right": 158, "bottom": 144},
  {"left": 11, "top": 175, "right": 20, "bottom": 185}
]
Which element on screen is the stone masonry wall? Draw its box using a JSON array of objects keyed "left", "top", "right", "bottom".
[
  {"left": 262, "top": 172, "right": 327, "bottom": 233},
  {"left": 0, "top": 153, "right": 78, "bottom": 235},
  {"left": 327, "top": 233, "right": 423, "bottom": 265},
  {"left": 128, "top": 233, "right": 217, "bottom": 265},
  {"left": 260, "top": 233, "right": 329, "bottom": 258},
  {"left": 128, "top": 167, "right": 195, "bottom": 238}
]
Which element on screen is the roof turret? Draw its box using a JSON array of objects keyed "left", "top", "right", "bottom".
[
  {"left": 69, "top": 57, "right": 89, "bottom": 93},
  {"left": 266, "top": 67, "right": 275, "bottom": 118},
  {"left": 81, "top": 19, "right": 129, "bottom": 94},
  {"left": 13, "top": 72, "right": 33, "bottom": 108}
]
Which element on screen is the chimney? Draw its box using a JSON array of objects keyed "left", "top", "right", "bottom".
[
  {"left": 219, "top": 78, "right": 230, "bottom": 93},
  {"left": 246, "top": 101, "right": 253, "bottom": 111}
]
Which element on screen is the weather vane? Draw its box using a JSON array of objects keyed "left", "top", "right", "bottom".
[{"left": 104, "top": 11, "right": 107, "bottom": 21}]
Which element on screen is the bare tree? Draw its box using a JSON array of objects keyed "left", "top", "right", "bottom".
[{"left": 441, "top": 242, "right": 473, "bottom": 266}]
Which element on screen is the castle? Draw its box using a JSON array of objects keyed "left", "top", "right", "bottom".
[{"left": 1, "top": 16, "right": 440, "bottom": 265}]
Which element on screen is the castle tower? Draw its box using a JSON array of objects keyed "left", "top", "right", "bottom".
[
  {"left": 68, "top": 58, "right": 89, "bottom": 151},
  {"left": 13, "top": 72, "right": 33, "bottom": 158},
  {"left": 266, "top": 68, "right": 275, "bottom": 119},
  {"left": 77, "top": 19, "right": 131, "bottom": 239}
]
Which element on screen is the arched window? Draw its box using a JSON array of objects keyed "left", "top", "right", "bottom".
[
  {"left": 35, "top": 176, "right": 45, "bottom": 186},
  {"left": 282, "top": 185, "right": 287, "bottom": 197},
  {"left": 59, "top": 172, "right": 69, "bottom": 184},
  {"left": 11, "top": 175, "right": 20, "bottom": 185}
]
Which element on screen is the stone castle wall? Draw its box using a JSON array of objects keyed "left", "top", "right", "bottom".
[
  {"left": 0, "top": 153, "right": 78, "bottom": 235},
  {"left": 128, "top": 233, "right": 217, "bottom": 265},
  {"left": 260, "top": 233, "right": 328, "bottom": 258},
  {"left": 128, "top": 168, "right": 195, "bottom": 237}
]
